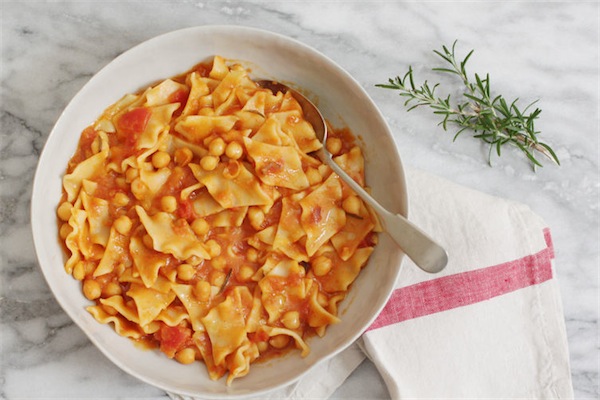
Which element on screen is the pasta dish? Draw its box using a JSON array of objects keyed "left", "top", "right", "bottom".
[{"left": 56, "top": 56, "right": 379, "bottom": 384}]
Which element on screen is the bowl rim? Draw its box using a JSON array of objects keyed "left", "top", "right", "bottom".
[{"left": 30, "top": 24, "right": 407, "bottom": 398}]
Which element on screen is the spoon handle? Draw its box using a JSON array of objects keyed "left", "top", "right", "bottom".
[
  {"left": 379, "top": 211, "right": 448, "bottom": 273},
  {"left": 321, "top": 150, "right": 448, "bottom": 273}
]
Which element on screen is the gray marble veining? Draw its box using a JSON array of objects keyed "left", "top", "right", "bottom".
[{"left": 1, "top": 1, "right": 598, "bottom": 399}]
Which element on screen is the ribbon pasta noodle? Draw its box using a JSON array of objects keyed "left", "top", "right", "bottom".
[{"left": 57, "top": 56, "right": 380, "bottom": 384}]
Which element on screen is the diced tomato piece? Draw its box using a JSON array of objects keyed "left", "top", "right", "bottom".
[
  {"left": 158, "top": 324, "right": 191, "bottom": 358},
  {"left": 169, "top": 88, "right": 190, "bottom": 105},
  {"left": 116, "top": 107, "right": 152, "bottom": 142}
]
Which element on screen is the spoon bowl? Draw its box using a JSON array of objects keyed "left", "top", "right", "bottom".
[{"left": 257, "top": 80, "right": 448, "bottom": 274}]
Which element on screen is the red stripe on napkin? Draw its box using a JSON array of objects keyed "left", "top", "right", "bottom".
[{"left": 367, "top": 228, "right": 554, "bottom": 331}]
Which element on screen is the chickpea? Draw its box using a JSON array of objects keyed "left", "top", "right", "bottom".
[
  {"left": 281, "top": 311, "right": 301, "bottom": 330},
  {"left": 160, "top": 195, "right": 178, "bottom": 213},
  {"left": 113, "top": 192, "right": 130, "bottom": 207},
  {"left": 311, "top": 255, "right": 332, "bottom": 277},
  {"left": 151, "top": 151, "right": 171, "bottom": 169},
  {"left": 246, "top": 247, "right": 259, "bottom": 263},
  {"left": 175, "top": 348, "right": 196, "bottom": 365},
  {"left": 194, "top": 280, "right": 211, "bottom": 301},
  {"left": 113, "top": 215, "right": 132, "bottom": 236},
  {"left": 115, "top": 177, "right": 127, "bottom": 189},
  {"left": 59, "top": 223, "right": 72, "bottom": 240},
  {"left": 339, "top": 246, "right": 353, "bottom": 261},
  {"left": 200, "top": 155, "right": 219, "bottom": 171},
  {"left": 225, "top": 141, "right": 243, "bottom": 160},
  {"left": 191, "top": 218, "right": 210, "bottom": 236},
  {"left": 72, "top": 261, "right": 86, "bottom": 281},
  {"left": 205, "top": 239, "right": 221, "bottom": 258},
  {"left": 177, "top": 263, "right": 196, "bottom": 281},
  {"left": 83, "top": 261, "right": 95, "bottom": 276},
  {"left": 125, "top": 167, "right": 139, "bottom": 183},
  {"left": 208, "top": 138, "right": 226, "bottom": 156},
  {"left": 342, "top": 195, "right": 361, "bottom": 216},
  {"left": 103, "top": 281, "right": 122, "bottom": 297},
  {"left": 174, "top": 147, "right": 193, "bottom": 167},
  {"left": 82, "top": 279, "right": 101, "bottom": 300},
  {"left": 247, "top": 207, "right": 265, "bottom": 230},
  {"left": 130, "top": 177, "right": 147, "bottom": 200},
  {"left": 57, "top": 202, "right": 73, "bottom": 221},
  {"left": 237, "top": 265, "right": 255, "bottom": 282},
  {"left": 326, "top": 137, "right": 343, "bottom": 156},
  {"left": 257, "top": 341, "right": 269, "bottom": 353},
  {"left": 269, "top": 334, "right": 290, "bottom": 349},
  {"left": 306, "top": 167, "right": 322, "bottom": 186},
  {"left": 209, "top": 270, "right": 226, "bottom": 287},
  {"left": 211, "top": 255, "right": 226, "bottom": 271}
]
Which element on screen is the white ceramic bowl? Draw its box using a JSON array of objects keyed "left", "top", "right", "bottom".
[{"left": 31, "top": 25, "right": 407, "bottom": 398}]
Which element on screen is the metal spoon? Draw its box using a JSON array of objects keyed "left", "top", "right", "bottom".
[{"left": 257, "top": 80, "right": 448, "bottom": 273}]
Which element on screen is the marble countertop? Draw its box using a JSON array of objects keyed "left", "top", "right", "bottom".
[{"left": 1, "top": 1, "right": 598, "bottom": 399}]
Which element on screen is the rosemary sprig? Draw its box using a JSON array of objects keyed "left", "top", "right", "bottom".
[{"left": 376, "top": 41, "right": 560, "bottom": 169}]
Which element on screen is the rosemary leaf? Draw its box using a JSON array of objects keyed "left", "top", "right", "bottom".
[{"left": 376, "top": 40, "right": 559, "bottom": 169}]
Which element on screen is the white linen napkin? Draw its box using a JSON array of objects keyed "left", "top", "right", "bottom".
[
  {"left": 360, "top": 168, "right": 573, "bottom": 399},
  {"left": 169, "top": 167, "right": 573, "bottom": 400}
]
